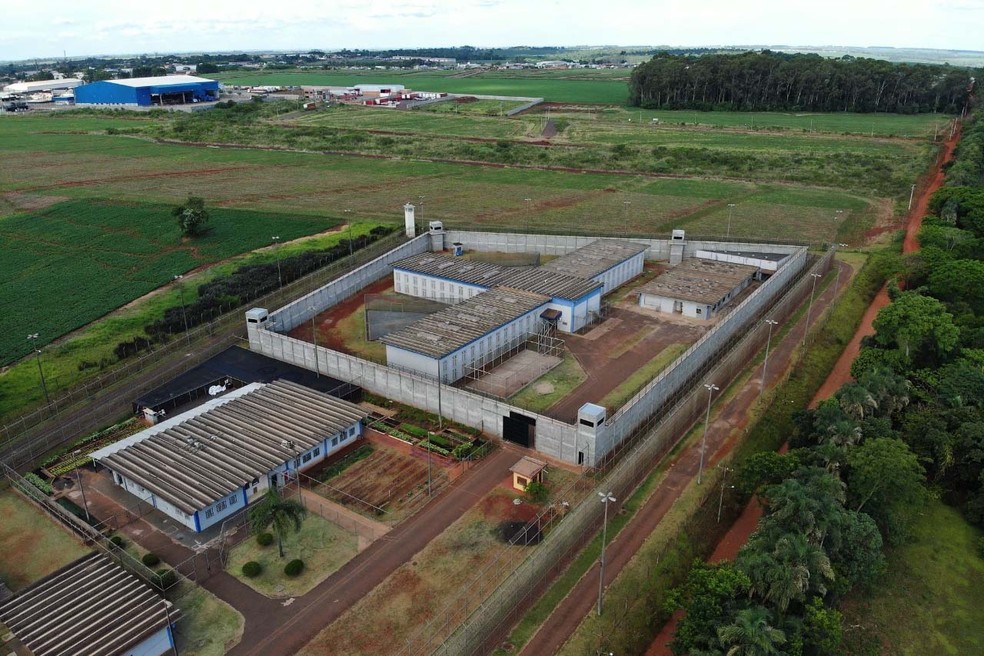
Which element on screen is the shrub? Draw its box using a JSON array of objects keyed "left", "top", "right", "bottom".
[
  {"left": 256, "top": 532, "right": 274, "bottom": 546},
  {"left": 242, "top": 561, "right": 263, "bottom": 578},
  {"left": 153, "top": 569, "right": 177, "bottom": 589},
  {"left": 24, "top": 472, "right": 53, "bottom": 495},
  {"left": 141, "top": 553, "right": 161, "bottom": 567},
  {"left": 525, "top": 480, "right": 550, "bottom": 503},
  {"left": 284, "top": 559, "right": 305, "bottom": 577},
  {"left": 109, "top": 535, "right": 126, "bottom": 549}
]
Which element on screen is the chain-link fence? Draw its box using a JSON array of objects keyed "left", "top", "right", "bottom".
[
  {"left": 393, "top": 249, "right": 834, "bottom": 656},
  {"left": 1, "top": 231, "right": 408, "bottom": 470}
]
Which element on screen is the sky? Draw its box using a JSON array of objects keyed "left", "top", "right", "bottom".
[{"left": 3, "top": 0, "right": 984, "bottom": 62}]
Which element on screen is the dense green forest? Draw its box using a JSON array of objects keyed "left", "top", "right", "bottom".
[
  {"left": 668, "top": 112, "right": 984, "bottom": 656},
  {"left": 630, "top": 51, "right": 977, "bottom": 113}
]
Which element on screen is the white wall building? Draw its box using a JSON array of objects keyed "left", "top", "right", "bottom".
[
  {"left": 0, "top": 553, "right": 178, "bottom": 656},
  {"left": 541, "top": 238, "right": 648, "bottom": 294},
  {"left": 638, "top": 258, "right": 758, "bottom": 320},
  {"left": 381, "top": 286, "right": 551, "bottom": 383},
  {"left": 91, "top": 380, "right": 366, "bottom": 532}
]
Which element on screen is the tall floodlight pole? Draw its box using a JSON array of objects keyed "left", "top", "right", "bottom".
[
  {"left": 698, "top": 383, "right": 719, "bottom": 485},
  {"left": 803, "top": 273, "right": 822, "bottom": 345},
  {"left": 271, "top": 236, "right": 283, "bottom": 292},
  {"left": 908, "top": 184, "right": 916, "bottom": 211},
  {"left": 597, "top": 491, "right": 616, "bottom": 616},
  {"left": 427, "top": 432, "right": 434, "bottom": 496},
  {"left": 172, "top": 275, "right": 190, "bottom": 342},
  {"left": 717, "top": 466, "right": 733, "bottom": 523},
  {"left": 26, "top": 333, "right": 51, "bottom": 407},
  {"left": 308, "top": 306, "right": 320, "bottom": 379},
  {"left": 344, "top": 210, "right": 353, "bottom": 256},
  {"left": 726, "top": 203, "right": 737, "bottom": 240},
  {"left": 761, "top": 319, "right": 779, "bottom": 394}
]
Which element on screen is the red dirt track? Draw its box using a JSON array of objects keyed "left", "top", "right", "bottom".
[{"left": 643, "top": 121, "right": 962, "bottom": 656}]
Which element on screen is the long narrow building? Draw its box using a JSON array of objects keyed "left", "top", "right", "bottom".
[{"left": 92, "top": 379, "right": 366, "bottom": 532}]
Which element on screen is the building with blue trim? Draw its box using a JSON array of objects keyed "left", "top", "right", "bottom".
[
  {"left": 74, "top": 75, "right": 219, "bottom": 107},
  {"left": 91, "top": 380, "right": 366, "bottom": 533},
  {"left": 0, "top": 553, "right": 179, "bottom": 656}
]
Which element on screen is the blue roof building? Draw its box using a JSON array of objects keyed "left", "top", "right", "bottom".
[{"left": 75, "top": 75, "right": 219, "bottom": 107}]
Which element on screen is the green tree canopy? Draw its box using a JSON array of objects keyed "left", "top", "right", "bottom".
[
  {"left": 172, "top": 196, "right": 210, "bottom": 238},
  {"left": 847, "top": 437, "right": 925, "bottom": 543},
  {"left": 249, "top": 486, "right": 307, "bottom": 558},
  {"left": 871, "top": 291, "right": 960, "bottom": 368}
]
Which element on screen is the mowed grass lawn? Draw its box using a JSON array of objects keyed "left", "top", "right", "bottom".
[
  {"left": 840, "top": 499, "right": 984, "bottom": 656},
  {"left": 0, "top": 198, "right": 339, "bottom": 364},
  {"left": 0, "top": 491, "right": 89, "bottom": 590}
]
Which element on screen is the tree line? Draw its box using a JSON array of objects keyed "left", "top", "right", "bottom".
[
  {"left": 669, "top": 109, "right": 984, "bottom": 655},
  {"left": 630, "top": 51, "right": 977, "bottom": 114}
]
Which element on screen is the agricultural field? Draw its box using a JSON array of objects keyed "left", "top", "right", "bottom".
[
  {"left": 207, "top": 69, "right": 630, "bottom": 104},
  {"left": 0, "top": 198, "right": 339, "bottom": 364}
]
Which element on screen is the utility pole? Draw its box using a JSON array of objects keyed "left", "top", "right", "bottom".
[
  {"left": 27, "top": 333, "right": 51, "bottom": 408},
  {"left": 804, "top": 273, "right": 822, "bottom": 345},
  {"left": 762, "top": 319, "right": 778, "bottom": 394},
  {"left": 597, "top": 491, "right": 616, "bottom": 616},
  {"left": 726, "top": 203, "right": 736, "bottom": 240},
  {"left": 698, "top": 383, "right": 719, "bottom": 485},
  {"left": 271, "top": 236, "right": 283, "bottom": 293},
  {"left": 308, "top": 306, "right": 320, "bottom": 378},
  {"left": 908, "top": 184, "right": 916, "bottom": 211},
  {"left": 173, "top": 275, "right": 190, "bottom": 342}
]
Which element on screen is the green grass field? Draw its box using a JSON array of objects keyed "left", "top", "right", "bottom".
[
  {"left": 208, "top": 69, "right": 630, "bottom": 104},
  {"left": 0, "top": 491, "right": 89, "bottom": 590},
  {"left": 0, "top": 199, "right": 338, "bottom": 364},
  {"left": 840, "top": 500, "right": 984, "bottom": 656}
]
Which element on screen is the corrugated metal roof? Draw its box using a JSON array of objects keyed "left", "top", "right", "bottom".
[
  {"left": 105, "top": 75, "right": 216, "bottom": 88},
  {"left": 393, "top": 253, "right": 601, "bottom": 300},
  {"left": 639, "top": 258, "right": 757, "bottom": 304},
  {"left": 93, "top": 380, "right": 366, "bottom": 515},
  {"left": 541, "top": 239, "right": 649, "bottom": 280},
  {"left": 0, "top": 553, "right": 176, "bottom": 656},
  {"left": 380, "top": 287, "right": 550, "bottom": 359}
]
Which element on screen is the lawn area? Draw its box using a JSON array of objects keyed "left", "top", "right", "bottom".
[
  {"left": 297, "top": 487, "right": 539, "bottom": 656},
  {"left": 510, "top": 353, "right": 587, "bottom": 413},
  {"left": 226, "top": 514, "right": 359, "bottom": 598},
  {"left": 0, "top": 491, "right": 90, "bottom": 591},
  {"left": 173, "top": 585, "right": 245, "bottom": 656},
  {"left": 598, "top": 343, "right": 689, "bottom": 410},
  {"left": 840, "top": 499, "right": 984, "bottom": 656}
]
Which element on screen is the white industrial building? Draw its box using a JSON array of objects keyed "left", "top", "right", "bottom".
[
  {"left": 392, "top": 252, "right": 604, "bottom": 333},
  {"left": 692, "top": 248, "right": 790, "bottom": 275},
  {"left": 381, "top": 287, "right": 551, "bottom": 383},
  {"left": 3, "top": 78, "right": 83, "bottom": 94},
  {"left": 0, "top": 553, "right": 178, "bottom": 656},
  {"left": 638, "top": 258, "right": 759, "bottom": 320},
  {"left": 91, "top": 380, "right": 366, "bottom": 533}
]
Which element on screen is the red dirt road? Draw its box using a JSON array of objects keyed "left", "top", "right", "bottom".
[
  {"left": 643, "top": 120, "right": 962, "bottom": 656},
  {"left": 519, "top": 260, "right": 851, "bottom": 656}
]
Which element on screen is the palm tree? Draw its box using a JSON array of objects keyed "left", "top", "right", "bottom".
[
  {"left": 717, "top": 606, "right": 786, "bottom": 656},
  {"left": 836, "top": 382, "right": 878, "bottom": 422},
  {"left": 249, "top": 486, "right": 307, "bottom": 558}
]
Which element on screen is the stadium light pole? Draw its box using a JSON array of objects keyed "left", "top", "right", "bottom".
[
  {"left": 308, "top": 306, "right": 320, "bottom": 379},
  {"left": 718, "top": 466, "right": 734, "bottom": 523},
  {"left": 426, "top": 432, "right": 434, "bottom": 497},
  {"left": 343, "top": 210, "right": 353, "bottom": 257},
  {"left": 803, "top": 273, "right": 822, "bottom": 345},
  {"left": 698, "top": 383, "right": 719, "bottom": 485},
  {"left": 172, "top": 275, "right": 190, "bottom": 343},
  {"left": 761, "top": 319, "right": 779, "bottom": 395},
  {"left": 726, "top": 203, "right": 737, "bottom": 240},
  {"left": 271, "top": 236, "right": 283, "bottom": 292},
  {"left": 26, "top": 333, "right": 51, "bottom": 408},
  {"left": 908, "top": 184, "right": 916, "bottom": 211},
  {"left": 597, "top": 491, "right": 616, "bottom": 616}
]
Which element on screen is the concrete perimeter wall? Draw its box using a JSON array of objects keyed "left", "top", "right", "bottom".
[{"left": 251, "top": 230, "right": 808, "bottom": 466}]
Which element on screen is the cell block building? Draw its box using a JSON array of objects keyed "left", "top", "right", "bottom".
[
  {"left": 380, "top": 286, "right": 551, "bottom": 383},
  {"left": 91, "top": 379, "right": 366, "bottom": 532},
  {"left": 638, "top": 257, "right": 759, "bottom": 320}
]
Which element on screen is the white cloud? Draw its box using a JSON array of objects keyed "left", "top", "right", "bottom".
[{"left": 1, "top": 0, "right": 981, "bottom": 61}]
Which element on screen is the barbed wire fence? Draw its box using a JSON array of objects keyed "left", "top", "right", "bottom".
[{"left": 394, "top": 249, "right": 834, "bottom": 656}]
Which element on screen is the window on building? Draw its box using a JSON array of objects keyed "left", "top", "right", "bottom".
[
  {"left": 302, "top": 452, "right": 312, "bottom": 463},
  {"left": 230, "top": 494, "right": 238, "bottom": 506},
  {"left": 205, "top": 508, "right": 214, "bottom": 519},
  {"left": 217, "top": 500, "right": 227, "bottom": 511},
  {"left": 313, "top": 447, "right": 321, "bottom": 456}
]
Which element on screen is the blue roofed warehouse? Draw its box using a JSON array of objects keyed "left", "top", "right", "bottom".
[{"left": 75, "top": 75, "right": 220, "bottom": 107}]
